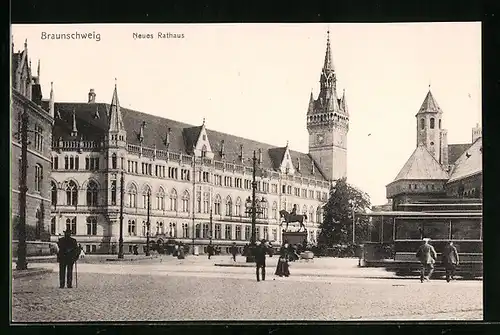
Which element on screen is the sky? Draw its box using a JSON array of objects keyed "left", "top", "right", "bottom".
[{"left": 11, "top": 23, "right": 481, "bottom": 206}]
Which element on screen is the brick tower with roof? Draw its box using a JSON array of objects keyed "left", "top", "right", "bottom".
[{"left": 307, "top": 30, "right": 349, "bottom": 181}]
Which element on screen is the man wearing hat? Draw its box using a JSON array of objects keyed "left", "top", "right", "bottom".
[
  {"left": 57, "top": 230, "right": 79, "bottom": 288},
  {"left": 415, "top": 238, "right": 437, "bottom": 282},
  {"left": 254, "top": 239, "right": 270, "bottom": 282},
  {"left": 441, "top": 240, "right": 459, "bottom": 282}
]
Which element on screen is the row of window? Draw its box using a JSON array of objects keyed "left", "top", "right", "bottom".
[
  {"left": 419, "top": 117, "right": 442, "bottom": 130},
  {"left": 50, "top": 216, "right": 97, "bottom": 235},
  {"left": 408, "top": 183, "right": 442, "bottom": 191},
  {"left": 51, "top": 156, "right": 100, "bottom": 171}
]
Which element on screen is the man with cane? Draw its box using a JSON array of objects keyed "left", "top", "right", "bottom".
[{"left": 57, "top": 229, "right": 79, "bottom": 288}]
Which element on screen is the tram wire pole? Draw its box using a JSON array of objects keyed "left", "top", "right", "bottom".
[
  {"left": 16, "top": 111, "right": 29, "bottom": 270},
  {"left": 118, "top": 170, "right": 124, "bottom": 259}
]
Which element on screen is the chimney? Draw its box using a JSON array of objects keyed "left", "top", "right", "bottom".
[
  {"left": 139, "top": 121, "right": 145, "bottom": 143},
  {"left": 164, "top": 128, "right": 171, "bottom": 148},
  {"left": 297, "top": 157, "right": 301, "bottom": 171},
  {"left": 239, "top": 144, "right": 244, "bottom": 162},
  {"left": 220, "top": 140, "right": 225, "bottom": 159},
  {"left": 311, "top": 161, "right": 315, "bottom": 175},
  {"left": 88, "top": 89, "right": 96, "bottom": 103},
  {"left": 258, "top": 148, "right": 262, "bottom": 164},
  {"left": 472, "top": 123, "right": 482, "bottom": 143}
]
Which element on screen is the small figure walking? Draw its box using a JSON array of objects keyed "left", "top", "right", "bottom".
[
  {"left": 78, "top": 244, "right": 85, "bottom": 259},
  {"left": 442, "top": 240, "right": 459, "bottom": 282},
  {"left": 254, "top": 239, "right": 269, "bottom": 282},
  {"left": 275, "top": 241, "right": 291, "bottom": 277},
  {"left": 230, "top": 242, "right": 238, "bottom": 262},
  {"left": 57, "top": 230, "right": 79, "bottom": 289},
  {"left": 207, "top": 242, "right": 214, "bottom": 260},
  {"left": 416, "top": 238, "right": 437, "bottom": 282}
]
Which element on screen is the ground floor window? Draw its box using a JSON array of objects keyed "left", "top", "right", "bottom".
[
  {"left": 182, "top": 223, "right": 189, "bottom": 238},
  {"left": 225, "top": 225, "right": 232, "bottom": 240},
  {"left": 86, "top": 245, "right": 91, "bottom": 253},
  {"left": 50, "top": 217, "right": 56, "bottom": 235},
  {"left": 215, "top": 224, "right": 221, "bottom": 239},
  {"left": 245, "top": 225, "right": 251, "bottom": 241},
  {"left": 235, "top": 225, "right": 241, "bottom": 240},
  {"left": 65, "top": 217, "right": 77, "bottom": 235},
  {"left": 86, "top": 217, "right": 97, "bottom": 235}
]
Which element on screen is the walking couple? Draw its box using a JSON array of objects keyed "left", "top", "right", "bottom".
[{"left": 416, "top": 238, "right": 459, "bottom": 282}]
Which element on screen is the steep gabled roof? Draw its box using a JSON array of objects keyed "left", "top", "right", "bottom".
[
  {"left": 51, "top": 102, "right": 327, "bottom": 181},
  {"left": 448, "top": 143, "right": 470, "bottom": 165},
  {"left": 392, "top": 145, "right": 449, "bottom": 181},
  {"left": 448, "top": 137, "right": 482, "bottom": 183},
  {"left": 417, "top": 90, "right": 442, "bottom": 115}
]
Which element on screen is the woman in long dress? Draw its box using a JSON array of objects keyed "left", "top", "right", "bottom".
[{"left": 275, "top": 242, "right": 290, "bottom": 277}]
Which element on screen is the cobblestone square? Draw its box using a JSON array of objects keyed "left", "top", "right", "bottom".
[{"left": 11, "top": 256, "right": 482, "bottom": 321}]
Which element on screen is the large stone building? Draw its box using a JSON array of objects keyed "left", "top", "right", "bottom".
[
  {"left": 386, "top": 89, "right": 482, "bottom": 208},
  {"left": 45, "top": 32, "right": 348, "bottom": 254},
  {"left": 11, "top": 40, "right": 55, "bottom": 240}
]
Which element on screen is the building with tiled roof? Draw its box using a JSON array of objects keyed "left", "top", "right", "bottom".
[
  {"left": 386, "top": 89, "right": 482, "bottom": 209},
  {"left": 11, "top": 39, "right": 54, "bottom": 242},
  {"left": 45, "top": 32, "right": 347, "bottom": 254}
]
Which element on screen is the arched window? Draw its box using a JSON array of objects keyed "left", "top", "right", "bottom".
[
  {"left": 182, "top": 190, "right": 190, "bottom": 212},
  {"left": 439, "top": 119, "right": 442, "bottom": 129},
  {"left": 142, "top": 186, "right": 151, "bottom": 209},
  {"left": 156, "top": 187, "right": 165, "bottom": 210},
  {"left": 169, "top": 222, "right": 177, "bottom": 237},
  {"left": 214, "top": 194, "right": 221, "bottom": 215},
  {"left": 272, "top": 202, "right": 278, "bottom": 219},
  {"left": 65, "top": 180, "right": 78, "bottom": 206},
  {"left": 235, "top": 197, "right": 241, "bottom": 217},
  {"left": 420, "top": 118, "right": 425, "bottom": 130},
  {"left": 51, "top": 181, "right": 57, "bottom": 206},
  {"left": 169, "top": 189, "right": 178, "bottom": 211},
  {"left": 86, "top": 180, "right": 98, "bottom": 206},
  {"left": 201, "top": 145, "right": 207, "bottom": 158},
  {"left": 34, "top": 164, "right": 43, "bottom": 192},
  {"left": 226, "top": 196, "right": 232, "bottom": 216},
  {"left": 430, "top": 118, "right": 435, "bottom": 129},
  {"left": 128, "top": 184, "right": 137, "bottom": 207},
  {"left": 316, "top": 207, "right": 322, "bottom": 224},
  {"left": 309, "top": 206, "right": 315, "bottom": 223},
  {"left": 112, "top": 153, "right": 117, "bottom": 169},
  {"left": 261, "top": 199, "right": 269, "bottom": 219}
]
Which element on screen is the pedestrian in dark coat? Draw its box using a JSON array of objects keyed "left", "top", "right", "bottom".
[
  {"left": 275, "top": 242, "right": 291, "bottom": 277},
  {"left": 254, "top": 240, "right": 270, "bottom": 282},
  {"left": 230, "top": 242, "right": 238, "bottom": 262},
  {"left": 416, "top": 238, "right": 437, "bottom": 282},
  {"left": 442, "top": 241, "right": 459, "bottom": 282},
  {"left": 57, "top": 230, "right": 79, "bottom": 288},
  {"left": 207, "top": 243, "right": 214, "bottom": 260}
]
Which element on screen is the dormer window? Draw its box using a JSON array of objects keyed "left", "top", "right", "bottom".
[
  {"left": 430, "top": 118, "right": 435, "bottom": 129},
  {"left": 201, "top": 145, "right": 207, "bottom": 158},
  {"left": 420, "top": 118, "right": 425, "bottom": 130},
  {"left": 202, "top": 135, "right": 206, "bottom": 141}
]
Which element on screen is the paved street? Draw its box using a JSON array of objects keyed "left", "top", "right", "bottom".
[{"left": 12, "top": 256, "right": 482, "bottom": 321}]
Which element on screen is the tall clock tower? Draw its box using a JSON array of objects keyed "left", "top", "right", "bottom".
[{"left": 307, "top": 31, "right": 349, "bottom": 181}]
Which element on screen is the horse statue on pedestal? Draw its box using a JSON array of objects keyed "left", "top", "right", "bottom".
[{"left": 279, "top": 210, "right": 307, "bottom": 232}]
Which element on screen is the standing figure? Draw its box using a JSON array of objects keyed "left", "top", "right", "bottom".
[
  {"left": 230, "top": 242, "right": 238, "bottom": 262},
  {"left": 57, "top": 230, "right": 79, "bottom": 288},
  {"left": 415, "top": 238, "right": 437, "bottom": 282},
  {"left": 254, "top": 239, "right": 269, "bottom": 282},
  {"left": 275, "top": 241, "right": 291, "bottom": 277},
  {"left": 78, "top": 243, "right": 86, "bottom": 259},
  {"left": 442, "top": 240, "right": 459, "bottom": 282},
  {"left": 207, "top": 243, "right": 214, "bottom": 260}
]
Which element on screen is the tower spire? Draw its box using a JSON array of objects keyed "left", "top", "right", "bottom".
[
  {"left": 108, "top": 78, "right": 125, "bottom": 132},
  {"left": 71, "top": 108, "right": 78, "bottom": 136},
  {"left": 323, "top": 29, "right": 334, "bottom": 72},
  {"left": 49, "top": 82, "right": 54, "bottom": 118}
]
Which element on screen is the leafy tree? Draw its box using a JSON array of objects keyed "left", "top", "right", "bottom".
[{"left": 318, "top": 177, "right": 372, "bottom": 247}]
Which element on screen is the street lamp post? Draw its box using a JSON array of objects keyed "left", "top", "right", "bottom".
[
  {"left": 145, "top": 190, "right": 151, "bottom": 256},
  {"left": 118, "top": 170, "right": 125, "bottom": 259},
  {"left": 244, "top": 150, "right": 266, "bottom": 263},
  {"left": 209, "top": 208, "right": 213, "bottom": 244},
  {"left": 352, "top": 207, "right": 355, "bottom": 245},
  {"left": 16, "top": 111, "right": 29, "bottom": 270}
]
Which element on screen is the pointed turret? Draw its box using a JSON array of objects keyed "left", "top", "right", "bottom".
[
  {"left": 49, "top": 82, "right": 55, "bottom": 118},
  {"left": 71, "top": 109, "right": 78, "bottom": 137},
  {"left": 341, "top": 89, "right": 349, "bottom": 116},
  {"left": 417, "top": 89, "right": 442, "bottom": 115},
  {"left": 323, "top": 30, "right": 334, "bottom": 72},
  {"left": 307, "top": 91, "right": 315, "bottom": 114},
  {"left": 108, "top": 78, "right": 125, "bottom": 132},
  {"left": 139, "top": 121, "right": 145, "bottom": 143}
]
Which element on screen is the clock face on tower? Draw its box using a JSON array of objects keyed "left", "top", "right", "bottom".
[{"left": 316, "top": 133, "right": 325, "bottom": 145}]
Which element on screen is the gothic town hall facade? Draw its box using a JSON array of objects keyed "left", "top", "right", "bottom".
[{"left": 36, "top": 33, "right": 348, "bottom": 254}]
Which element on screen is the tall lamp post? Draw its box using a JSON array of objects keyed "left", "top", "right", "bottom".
[
  {"left": 209, "top": 208, "right": 213, "bottom": 244},
  {"left": 244, "top": 150, "right": 266, "bottom": 263},
  {"left": 118, "top": 170, "right": 125, "bottom": 259},
  {"left": 16, "top": 112, "right": 29, "bottom": 270},
  {"left": 145, "top": 190, "right": 151, "bottom": 256}
]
